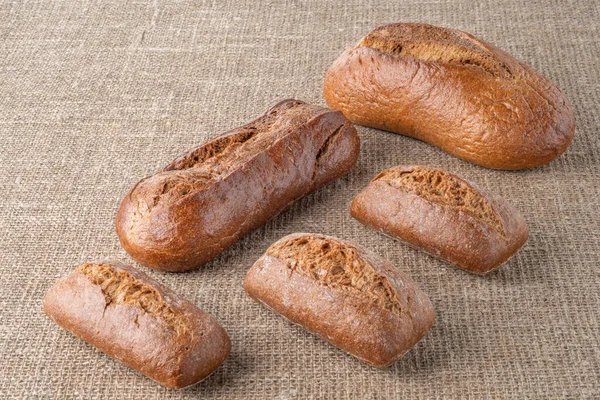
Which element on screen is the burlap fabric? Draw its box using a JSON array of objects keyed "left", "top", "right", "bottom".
[{"left": 1, "top": 0, "right": 598, "bottom": 398}]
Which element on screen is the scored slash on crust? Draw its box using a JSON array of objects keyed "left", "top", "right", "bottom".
[{"left": 267, "top": 234, "right": 403, "bottom": 316}]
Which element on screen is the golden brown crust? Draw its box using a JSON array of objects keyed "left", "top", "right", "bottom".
[
  {"left": 376, "top": 166, "right": 505, "bottom": 235},
  {"left": 116, "top": 99, "right": 360, "bottom": 271},
  {"left": 266, "top": 235, "right": 403, "bottom": 316},
  {"left": 43, "top": 262, "right": 231, "bottom": 389},
  {"left": 76, "top": 263, "right": 190, "bottom": 336},
  {"left": 244, "top": 233, "right": 435, "bottom": 368},
  {"left": 350, "top": 166, "right": 529, "bottom": 274},
  {"left": 324, "top": 23, "right": 575, "bottom": 170}
]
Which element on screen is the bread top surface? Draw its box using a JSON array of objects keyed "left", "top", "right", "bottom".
[
  {"left": 373, "top": 166, "right": 505, "bottom": 235},
  {"left": 75, "top": 262, "right": 190, "bottom": 337},
  {"left": 134, "top": 99, "right": 328, "bottom": 213},
  {"left": 164, "top": 100, "right": 324, "bottom": 173},
  {"left": 357, "top": 22, "right": 520, "bottom": 79},
  {"left": 265, "top": 233, "right": 403, "bottom": 316}
]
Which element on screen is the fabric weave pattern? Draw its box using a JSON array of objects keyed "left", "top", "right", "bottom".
[{"left": 1, "top": 0, "right": 598, "bottom": 398}]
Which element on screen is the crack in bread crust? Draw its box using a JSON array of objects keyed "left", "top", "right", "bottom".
[
  {"left": 359, "top": 23, "right": 513, "bottom": 78},
  {"left": 77, "top": 263, "right": 189, "bottom": 336},
  {"left": 165, "top": 128, "right": 259, "bottom": 172},
  {"left": 377, "top": 167, "right": 505, "bottom": 235},
  {"left": 148, "top": 100, "right": 323, "bottom": 209},
  {"left": 311, "top": 124, "right": 345, "bottom": 181},
  {"left": 266, "top": 235, "right": 402, "bottom": 316}
]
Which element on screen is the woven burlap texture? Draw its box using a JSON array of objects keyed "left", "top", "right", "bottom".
[{"left": 1, "top": 0, "right": 598, "bottom": 398}]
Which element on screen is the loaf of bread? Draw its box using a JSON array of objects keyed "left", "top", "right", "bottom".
[
  {"left": 351, "top": 166, "right": 528, "bottom": 274},
  {"left": 324, "top": 23, "right": 575, "bottom": 170},
  {"left": 116, "top": 99, "right": 359, "bottom": 272},
  {"left": 244, "top": 233, "right": 435, "bottom": 367},
  {"left": 116, "top": 100, "right": 359, "bottom": 271},
  {"left": 43, "top": 262, "right": 231, "bottom": 389}
]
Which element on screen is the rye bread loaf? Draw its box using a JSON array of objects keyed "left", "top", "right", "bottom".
[
  {"left": 116, "top": 100, "right": 360, "bottom": 272},
  {"left": 244, "top": 233, "right": 435, "bottom": 368},
  {"left": 324, "top": 23, "right": 575, "bottom": 170},
  {"left": 350, "top": 166, "right": 528, "bottom": 274},
  {"left": 43, "top": 262, "right": 231, "bottom": 389}
]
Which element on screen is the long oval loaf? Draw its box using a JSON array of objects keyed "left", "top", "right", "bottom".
[
  {"left": 244, "top": 233, "right": 435, "bottom": 368},
  {"left": 324, "top": 23, "right": 575, "bottom": 170},
  {"left": 351, "top": 166, "right": 528, "bottom": 274},
  {"left": 116, "top": 99, "right": 360, "bottom": 271},
  {"left": 43, "top": 262, "right": 231, "bottom": 389}
]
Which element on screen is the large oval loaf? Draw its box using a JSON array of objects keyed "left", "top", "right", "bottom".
[
  {"left": 351, "top": 166, "right": 528, "bottom": 274},
  {"left": 324, "top": 23, "right": 575, "bottom": 170},
  {"left": 43, "top": 262, "right": 231, "bottom": 389},
  {"left": 244, "top": 233, "right": 435, "bottom": 367},
  {"left": 116, "top": 99, "right": 360, "bottom": 271}
]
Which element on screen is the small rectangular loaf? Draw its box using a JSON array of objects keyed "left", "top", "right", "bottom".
[
  {"left": 351, "top": 165, "right": 529, "bottom": 274},
  {"left": 116, "top": 99, "right": 360, "bottom": 272},
  {"left": 43, "top": 262, "right": 231, "bottom": 389},
  {"left": 244, "top": 233, "right": 435, "bottom": 368}
]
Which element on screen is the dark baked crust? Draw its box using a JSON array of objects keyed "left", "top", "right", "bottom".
[
  {"left": 350, "top": 165, "right": 529, "bottom": 274},
  {"left": 43, "top": 261, "right": 231, "bottom": 389},
  {"left": 324, "top": 23, "right": 575, "bottom": 170},
  {"left": 244, "top": 233, "right": 435, "bottom": 368},
  {"left": 116, "top": 99, "right": 360, "bottom": 271}
]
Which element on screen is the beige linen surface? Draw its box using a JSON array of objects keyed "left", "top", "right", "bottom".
[{"left": 1, "top": 0, "right": 598, "bottom": 398}]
